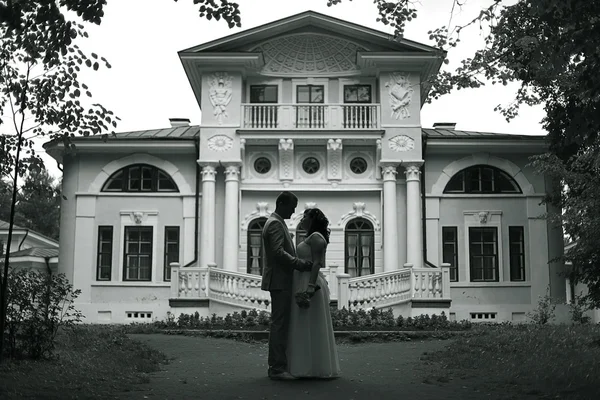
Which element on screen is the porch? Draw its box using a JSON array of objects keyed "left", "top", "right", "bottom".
[{"left": 169, "top": 262, "right": 452, "bottom": 317}]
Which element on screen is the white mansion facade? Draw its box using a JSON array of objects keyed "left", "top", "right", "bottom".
[{"left": 44, "top": 11, "right": 565, "bottom": 324}]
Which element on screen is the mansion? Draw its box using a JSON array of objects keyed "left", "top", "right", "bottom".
[{"left": 44, "top": 11, "right": 567, "bottom": 324}]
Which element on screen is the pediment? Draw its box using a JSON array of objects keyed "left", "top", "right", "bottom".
[{"left": 182, "top": 11, "right": 439, "bottom": 55}]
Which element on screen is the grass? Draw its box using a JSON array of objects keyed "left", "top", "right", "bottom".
[
  {"left": 422, "top": 323, "right": 600, "bottom": 399},
  {"left": 0, "top": 325, "right": 169, "bottom": 400}
]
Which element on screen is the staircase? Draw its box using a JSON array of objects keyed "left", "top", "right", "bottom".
[{"left": 169, "top": 262, "right": 452, "bottom": 317}]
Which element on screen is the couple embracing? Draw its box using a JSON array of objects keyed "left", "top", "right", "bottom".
[{"left": 261, "top": 191, "right": 341, "bottom": 380}]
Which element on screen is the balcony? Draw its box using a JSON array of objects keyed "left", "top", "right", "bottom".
[{"left": 241, "top": 104, "right": 381, "bottom": 130}]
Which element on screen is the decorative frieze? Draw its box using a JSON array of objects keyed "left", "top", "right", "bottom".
[
  {"left": 278, "top": 138, "right": 294, "bottom": 183},
  {"left": 208, "top": 72, "right": 233, "bottom": 125},
  {"left": 327, "top": 138, "right": 343, "bottom": 181},
  {"left": 385, "top": 73, "right": 414, "bottom": 120}
]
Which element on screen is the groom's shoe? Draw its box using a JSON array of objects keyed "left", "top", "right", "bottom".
[{"left": 268, "top": 370, "right": 295, "bottom": 381}]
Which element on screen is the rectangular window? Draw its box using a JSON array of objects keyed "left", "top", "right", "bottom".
[
  {"left": 296, "top": 85, "right": 324, "bottom": 103},
  {"left": 469, "top": 227, "right": 499, "bottom": 282},
  {"left": 164, "top": 226, "right": 180, "bottom": 281},
  {"left": 123, "top": 226, "right": 153, "bottom": 281},
  {"left": 343, "top": 85, "right": 372, "bottom": 103},
  {"left": 250, "top": 85, "right": 278, "bottom": 103},
  {"left": 509, "top": 226, "right": 525, "bottom": 281},
  {"left": 442, "top": 227, "right": 459, "bottom": 282},
  {"left": 97, "top": 226, "right": 113, "bottom": 281}
]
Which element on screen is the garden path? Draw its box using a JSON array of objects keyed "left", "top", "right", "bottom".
[{"left": 115, "top": 334, "right": 521, "bottom": 400}]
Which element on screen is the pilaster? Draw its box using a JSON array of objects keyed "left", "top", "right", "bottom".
[
  {"left": 278, "top": 138, "right": 294, "bottom": 186},
  {"left": 327, "top": 139, "right": 343, "bottom": 182}
]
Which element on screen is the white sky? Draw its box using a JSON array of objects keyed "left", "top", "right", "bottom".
[{"left": 21, "top": 0, "right": 544, "bottom": 178}]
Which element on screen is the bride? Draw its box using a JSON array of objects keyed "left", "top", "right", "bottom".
[{"left": 286, "top": 207, "right": 340, "bottom": 379}]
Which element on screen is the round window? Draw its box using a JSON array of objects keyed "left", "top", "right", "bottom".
[
  {"left": 254, "top": 157, "right": 272, "bottom": 174},
  {"left": 302, "top": 157, "right": 320, "bottom": 174},
  {"left": 349, "top": 157, "right": 368, "bottom": 174}
]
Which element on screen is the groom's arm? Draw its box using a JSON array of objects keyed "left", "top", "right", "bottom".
[{"left": 265, "top": 221, "right": 311, "bottom": 271}]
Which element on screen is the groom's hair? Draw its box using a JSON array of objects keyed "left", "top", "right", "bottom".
[{"left": 275, "top": 191, "right": 298, "bottom": 207}]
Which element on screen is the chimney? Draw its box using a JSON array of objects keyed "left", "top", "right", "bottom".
[
  {"left": 169, "top": 118, "right": 190, "bottom": 127},
  {"left": 433, "top": 122, "right": 456, "bottom": 130}
]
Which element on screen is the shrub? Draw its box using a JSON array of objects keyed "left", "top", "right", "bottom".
[
  {"left": 2, "top": 268, "right": 83, "bottom": 359},
  {"left": 569, "top": 294, "right": 592, "bottom": 325},
  {"left": 527, "top": 286, "right": 556, "bottom": 325}
]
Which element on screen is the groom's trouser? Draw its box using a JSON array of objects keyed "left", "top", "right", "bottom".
[{"left": 268, "top": 289, "right": 292, "bottom": 373}]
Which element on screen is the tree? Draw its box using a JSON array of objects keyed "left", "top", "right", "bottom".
[{"left": 14, "top": 166, "right": 61, "bottom": 240}]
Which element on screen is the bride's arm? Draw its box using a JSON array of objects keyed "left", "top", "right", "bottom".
[{"left": 307, "top": 234, "right": 327, "bottom": 293}]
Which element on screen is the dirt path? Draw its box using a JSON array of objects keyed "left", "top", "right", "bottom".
[{"left": 113, "top": 334, "right": 524, "bottom": 400}]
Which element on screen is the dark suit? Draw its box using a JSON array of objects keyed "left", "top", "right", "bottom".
[{"left": 261, "top": 213, "right": 304, "bottom": 374}]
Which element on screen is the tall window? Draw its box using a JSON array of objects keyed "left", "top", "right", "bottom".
[
  {"left": 97, "top": 226, "right": 113, "bottom": 281},
  {"left": 124, "top": 226, "right": 153, "bottom": 281},
  {"left": 345, "top": 218, "right": 374, "bottom": 277},
  {"left": 509, "top": 226, "right": 525, "bottom": 281},
  {"left": 247, "top": 218, "right": 267, "bottom": 275},
  {"left": 250, "top": 85, "right": 278, "bottom": 103},
  {"left": 102, "top": 164, "right": 178, "bottom": 192},
  {"left": 444, "top": 165, "right": 521, "bottom": 194},
  {"left": 164, "top": 226, "right": 180, "bottom": 281},
  {"left": 296, "top": 85, "right": 325, "bottom": 128},
  {"left": 442, "top": 227, "right": 459, "bottom": 282},
  {"left": 469, "top": 227, "right": 499, "bottom": 282}
]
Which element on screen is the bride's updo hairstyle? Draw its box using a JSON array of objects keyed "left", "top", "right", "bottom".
[{"left": 304, "top": 207, "right": 331, "bottom": 244}]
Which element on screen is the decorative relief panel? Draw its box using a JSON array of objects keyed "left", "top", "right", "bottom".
[
  {"left": 278, "top": 139, "right": 294, "bottom": 184},
  {"left": 388, "top": 135, "right": 415, "bottom": 152},
  {"left": 337, "top": 202, "right": 380, "bottom": 230},
  {"left": 241, "top": 202, "right": 271, "bottom": 230},
  {"left": 385, "top": 73, "right": 414, "bottom": 120},
  {"left": 207, "top": 134, "right": 233, "bottom": 152},
  {"left": 252, "top": 33, "right": 367, "bottom": 75},
  {"left": 327, "top": 139, "right": 343, "bottom": 181},
  {"left": 208, "top": 72, "right": 233, "bottom": 125}
]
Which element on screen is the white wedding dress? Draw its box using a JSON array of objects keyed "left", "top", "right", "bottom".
[{"left": 286, "top": 232, "right": 341, "bottom": 378}]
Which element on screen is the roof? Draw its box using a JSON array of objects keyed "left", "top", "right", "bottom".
[
  {"left": 9, "top": 247, "right": 59, "bottom": 258},
  {"left": 181, "top": 10, "right": 441, "bottom": 54},
  {"left": 423, "top": 128, "right": 547, "bottom": 140},
  {"left": 53, "top": 126, "right": 545, "bottom": 141},
  {"left": 0, "top": 220, "right": 25, "bottom": 231}
]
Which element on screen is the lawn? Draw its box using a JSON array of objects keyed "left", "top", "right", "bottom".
[
  {"left": 422, "top": 323, "right": 600, "bottom": 399},
  {"left": 0, "top": 325, "right": 169, "bottom": 400}
]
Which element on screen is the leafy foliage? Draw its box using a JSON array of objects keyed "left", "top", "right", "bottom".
[
  {"left": 2, "top": 268, "right": 83, "bottom": 359},
  {"left": 527, "top": 286, "right": 556, "bottom": 325}
]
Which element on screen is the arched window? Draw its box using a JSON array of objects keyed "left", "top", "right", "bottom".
[
  {"left": 443, "top": 165, "right": 521, "bottom": 194},
  {"left": 102, "top": 164, "right": 179, "bottom": 192},
  {"left": 295, "top": 223, "right": 307, "bottom": 247},
  {"left": 345, "top": 218, "right": 374, "bottom": 277},
  {"left": 247, "top": 218, "right": 267, "bottom": 275}
]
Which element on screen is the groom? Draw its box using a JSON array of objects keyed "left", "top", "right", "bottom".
[{"left": 261, "top": 191, "right": 312, "bottom": 380}]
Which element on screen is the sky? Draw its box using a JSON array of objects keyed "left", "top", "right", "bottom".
[{"left": 21, "top": 0, "right": 544, "bottom": 179}]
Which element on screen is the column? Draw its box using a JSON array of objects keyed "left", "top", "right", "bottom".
[
  {"left": 222, "top": 164, "right": 240, "bottom": 272},
  {"left": 200, "top": 164, "right": 217, "bottom": 268},
  {"left": 405, "top": 162, "right": 423, "bottom": 268},
  {"left": 382, "top": 164, "right": 399, "bottom": 272}
]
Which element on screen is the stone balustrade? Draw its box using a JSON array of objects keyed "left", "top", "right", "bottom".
[{"left": 241, "top": 103, "right": 381, "bottom": 130}]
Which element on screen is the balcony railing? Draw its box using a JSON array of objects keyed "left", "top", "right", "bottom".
[{"left": 241, "top": 103, "right": 381, "bottom": 130}]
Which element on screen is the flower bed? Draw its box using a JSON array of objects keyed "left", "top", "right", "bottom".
[{"left": 128, "top": 308, "right": 472, "bottom": 333}]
